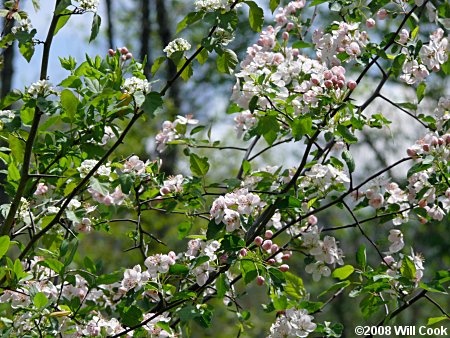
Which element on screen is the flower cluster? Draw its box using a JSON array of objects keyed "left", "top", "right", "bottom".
[
  {"left": 123, "top": 76, "right": 151, "bottom": 94},
  {"left": 186, "top": 239, "right": 221, "bottom": 286},
  {"left": 88, "top": 185, "right": 126, "bottom": 206},
  {"left": 144, "top": 251, "right": 177, "bottom": 278},
  {"left": 78, "top": 159, "right": 111, "bottom": 178},
  {"left": 300, "top": 225, "right": 344, "bottom": 281},
  {"left": 27, "top": 79, "right": 54, "bottom": 97},
  {"left": 122, "top": 155, "right": 149, "bottom": 175},
  {"left": 210, "top": 188, "right": 264, "bottom": 232},
  {"left": 194, "top": 0, "right": 230, "bottom": 11},
  {"left": 160, "top": 174, "right": 184, "bottom": 195},
  {"left": 300, "top": 163, "right": 350, "bottom": 194},
  {"left": 11, "top": 18, "right": 32, "bottom": 34},
  {"left": 387, "top": 229, "right": 404, "bottom": 253},
  {"left": 163, "top": 38, "right": 191, "bottom": 57},
  {"left": 401, "top": 28, "right": 448, "bottom": 84},
  {"left": 268, "top": 308, "right": 317, "bottom": 338},
  {"left": 155, "top": 115, "right": 198, "bottom": 152},
  {"left": 79, "top": 0, "right": 99, "bottom": 12},
  {"left": 384, "top": 248, "right": 425, "bottom": 285},
  {"left": 233, "top": 110, "right": 257, "bottom": 138},
  {"left": 313, "top": 21, "right": 369, "bottom": 66}
]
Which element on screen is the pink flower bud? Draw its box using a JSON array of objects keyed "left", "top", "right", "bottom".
[
  {"left": 347, "top": 80, "right": 357, "bottom": 90},
  {"left": 267, "top": 258, "right": 276, "bottom": 265},
  {"left": 240, "top": 248, "right": 248, "bottom": 257},
  {"left": 292, "top": 49, "right": 299, "bottom": 57},
  {"left": 418, "top": 199, "right": 427, "bottom": 208},
  {"left": 160, "top": 187, "right": 171, "bottom": 195},
  {"left": 265, "top": 230, "right": 273, "bottom": 239},
  {"left": 366, "top": 18, "right": 375, "bottom": 28},
  {"left": 323, "top": 70, "right": 333, "bottom": 80},
  {"left": 282, "top": 252, "right": 291, "bottom": 260},
  {"left": 431, "top": 136, "right": 439, "bottom": 146},
  {"left": 121, "top": 55, "right": 127, "bottom": 61},
  {"left": 438, "top": 138, "right": 444, "bottom": 145},
  {"left": 254, "top": 236, "right": 263, "bottom": 246},
  {"left": 311, "top": 77, "right": 320, "bottom": 86},
  {"left": 422, "top": 144, "right": 430, "bottom": 152},
  {"left": 271, "top": 244, "right": 279, "bottom": 253},
  {"left": 377, "top": 9, "right": 388, "bottom": 20},
  {"left": 337, "top": 80, "right": 345, "bottom": 89},
  {"left": 286, "top": 23, "right": 295, "bottom": 31},
  {"left": 125, "top": 52, "right": 133, "bottom": 60},
  {"left": 407, "top": 148, "right": 417, "bottom": 157},
  {"left": 279, "top": 264, "right": 289, "bottom": 272},
  {"left": 262, "top": 240, "right": 272, "bottom": 251},
  {"left": 256, "top": 276, "right": 265, "bottom": 286},
  {"left": 282, "top": 32, "right": 289, "bottom": 41},
  {"left": 120, "top": 47, "right": 129, "bottom": 55},
  {"left": 108, "top": 49, "right": 116, "bottom": 56},
  {"left": 307, "top": 215, "right": 318, "bottom": 225},
  {"left": 324, "top": 80, "right": 333, "bottom": 88},
  {"left": 419, "top": 217, "right": 427, "bottom": 224}
]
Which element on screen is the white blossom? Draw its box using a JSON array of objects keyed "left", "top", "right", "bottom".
[
  {"left": 123, "top": 77, "right": 151, "bottom": 94},
  {"left": 163, "top": 38, "right": 191, "bottom": 57}
]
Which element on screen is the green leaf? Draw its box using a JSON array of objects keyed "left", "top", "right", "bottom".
[
  {"left": 291, "top": 117, "right": 312, "bottom": 140},
  {"left": 342, "top": 150, "right": 355, "bottom": 173},
  {"left": 216, "top": 273, "right": 228, "bottom": 299},
  {"left": 39, "top": 258, "right": 64, "bottom": 274},
  {"left": 54, "top": 10, "right": 71, "bottom": 35},
  {"left": 120, "top": 305, "right": 142, "bottom": 327},
  {"left": 60, "top": 89, "right": 79, "bottom": 122},
  {"left": 416, "top": 82, "right": 426, "bottom": 103},
  {"left": 270, "top": 0, "right": 281, "bottom": 12},
  {"left": 427, "top": 316, "right": 448, "bottom": 326},
  {"left": 151, "top": 56, "right": 166, "bottom": 76},
  {"left": 89, "top": 178, "right": 109, "bottom": 196},
  {"left": 257, "top": 115, "right": 279, "bottom": 145},
  {"left": 268, "top": 268, "right": 286, "bottom": 287},
  {"left": 19, "top": 41, "right": 35, "bottom": 62},
  {"left": 400, "top": 256, "right": 416, "bottom": 280},
  {"left": 33, "top": 292, "right": 48, "bottom": 308},
  {"left": 177, "top": 221, "right": 192, "bottom": 240},
  {"left": 240, "top": 259, "right": 258, "bottom": 285},
  {"left": 391, "top": 53, "right": 406, "bottom": 77},
  {"left": 337, "top": 125, "right": 358, "bottom": 144},
  {"left": 398, "top": 102, "right": 417, "bottom": 110},
  {"left": 332, "top": 265, "right": 355, "bottom": 280},
  {"left": 206, "top": 220, "right": 224, "bottom": 240},
  {"left": 284, "top": 272, "right": 305, "bottom": 300},
  {"left": 55, "top": 0, "right": 71, "bottom": 14},
  {"left": 0, "top": 235, "right": 10, "bottom": 259},
  {"left": 197, "top": 47, "right": 209, "bottom": 65},
  {"left": 319, "top": 280, "right": 351, "bottom": 297},
  {"left": 176, "top": 11, "right": 203, "bottom": 33},
  {"left": 119, "top": 174, "right": 134, "bottom": 194},
  {"left": 142, "top": 92, "right": 164, "bottom": 117},
  {"left": 7, "top": 162, "right": 20, "bottom": 182},
  {"left": 292, "top": 41, "right": 314, "bottom": 49},
  {"left": 245, "top": 1, "right": 264, "bottom": 32},
  {"left": 190, "top": 153, "right": 210, "bottom": 176},
  {"left": 169, "top": 264, "right": 189, "bottom": 275},
  {"left": 216, "top": 48, "right": 238, "bottom": 74},
  {"left": 0, "top": 90, "right": 22, "bottom": 109},
  {"left": 89, "top": 14, "right": 101, "bottom": 42},
  {"left": 356, "top": 245, "right": 366, "bottom": 269},
  {"left": 20, "top": 106, "right": 34, "bottom": 125}
]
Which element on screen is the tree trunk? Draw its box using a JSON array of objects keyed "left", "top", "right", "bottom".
[
  {"left": 155, "top": 0, "right": 180, "bottom": 174},
  {"left": 105, "top": 0, "right": 115, "bottom": 49},
  {"left": 140, "top": 0, "right": 152, "bottom": 77}
]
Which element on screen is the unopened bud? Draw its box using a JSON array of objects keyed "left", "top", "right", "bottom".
[
  {"left": 256, "top": 276, "right": 265, "bottom": 286},
  {"left": 282, "top": 32, "right": 289, "bottom": 41},
  {"left": 262, "top": 240, "right": 272, "bottom": 251},
  {"left": 377, "top": 8, "right": 388, "bottom": 20},
  {"left": 271, "top": 244, "right": 279, "bottom": 253},
  {"left": 279, "top": 264, "right": 289, "bottom": 272},
  {"left": 366, "top": 18, "right": 375, "bottom": 28},
  {"left": 286, "top": 23, "right": 295, "bottom": 31},
  {"left": 125, "top": 52, "right": 133, "bottom": 60},
  {"left": 240, "top": 248, "right": 248, "bottom": 257},
  {"left": 254, "top": 236, "right": 263, "bottom": 246},
  {"left": 347, "top": 80, "right": 357, "bottom": 90},
  {"left": 108, "top": 49, "right": 116, "bottom": 56},
  {"left": 265, "top": 230, "right": 273, "bottom": 239},
  {"left": 120, "top": 47, "right": 129, "bottom": 55},
  {"left": 267, "top": 258, "right": 276, "bottom": 265}
]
